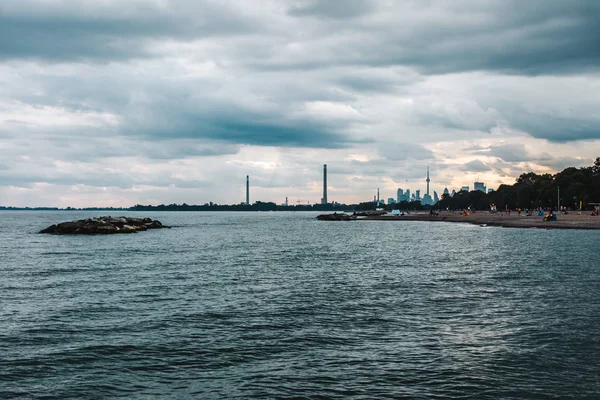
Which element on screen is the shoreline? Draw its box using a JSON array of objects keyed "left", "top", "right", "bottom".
[{"left": 357, "top": 212, "right": 600, "bottom": 230}]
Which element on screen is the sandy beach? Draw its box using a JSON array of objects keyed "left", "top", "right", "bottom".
[{"left": 359, "top": 211, "right": 600, "bottom": 230}]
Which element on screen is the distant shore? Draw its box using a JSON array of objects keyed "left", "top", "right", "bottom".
[{"left": 359, "top": 212, "right": 600, "bottom": 230}]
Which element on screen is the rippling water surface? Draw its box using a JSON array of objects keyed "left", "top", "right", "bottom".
[{"left": 1, "top": 211, "right": 599, "bottom": 399}]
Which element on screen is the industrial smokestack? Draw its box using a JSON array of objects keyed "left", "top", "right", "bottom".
[
  {"left": 246, "top": 175, "right": 249, "bottom": 205},
  {"left": 322, "top": 164, "right": 328, "bottom": 205}
]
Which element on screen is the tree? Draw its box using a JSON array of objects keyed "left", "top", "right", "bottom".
[{"left": 593, "top": 157, "right": 600, "bottom": 176}]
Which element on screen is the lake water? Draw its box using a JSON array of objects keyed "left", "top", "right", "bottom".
[{"left": 1, "top": 211, "right": 599, "bottom": 399}]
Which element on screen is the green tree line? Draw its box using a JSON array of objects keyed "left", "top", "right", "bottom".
[{"left": 436, "top": 158, "right": 600, "bottom": 211}]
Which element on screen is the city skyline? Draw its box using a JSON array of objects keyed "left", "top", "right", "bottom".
[
  {"left": 1, "top": 1, "right": 599, "bottom": 207},
  {"left": 243, "top": 163, "right": 491, "bottom": 207}
]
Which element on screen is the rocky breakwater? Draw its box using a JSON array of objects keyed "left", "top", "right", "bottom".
[
  {"left": 40, "top": 216, "right": 170, "bottom": 235},
  {"left": 316, "top": 213, "right": 357, "bottom": 221}
]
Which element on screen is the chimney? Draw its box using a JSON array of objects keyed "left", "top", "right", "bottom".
[
  {"left": 246, "top": 175, "right": 249, "bottom": 205},
  {"left": 322, "top": 164, "right": 328, "bottom": 205}
]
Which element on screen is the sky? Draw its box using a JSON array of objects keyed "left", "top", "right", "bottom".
[{"left": 1, "top": 0, "right": 599, "bottom": 207}]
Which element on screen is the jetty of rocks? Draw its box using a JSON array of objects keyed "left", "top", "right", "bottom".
[
  {"left": 40, "top": 216, "right": 170, "bottom": 235},
  {"left": 316, "top": 213, "right": 357, "bottom": 221}
]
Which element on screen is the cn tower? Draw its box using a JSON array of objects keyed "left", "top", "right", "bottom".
[{"left": 426, "top": 165, "right": 430, "bottom": 196}]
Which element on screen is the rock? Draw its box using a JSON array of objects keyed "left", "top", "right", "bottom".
[
  {"left": 40, "top": 216, "right": 170, "bottom": 235},
  {"left": 353, "top": 210, "right": 387, "bottom": 216},
  {"left": 144, "top": 220, "right": 162, "bottom": 229},
  {"left": 316, "top": 213, "right": 357, "bottom": 221}
]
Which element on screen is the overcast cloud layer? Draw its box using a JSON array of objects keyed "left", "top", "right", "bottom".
[{"left": 1, "top": 0, "right": 599, "bottom": 207}]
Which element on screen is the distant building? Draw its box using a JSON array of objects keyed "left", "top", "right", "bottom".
[
  {"left": 451, "top": 189, "right": 456, "bottom": 197},
  {"left": 433, "top": 191, "right": 439, "bottom": 204},
  {"left": 397, "top": 188, "right": 404, "bottom": 203},
  {"left": 460, "top": 186, "right": 469, "bottom": 192},
  {"left": 443, "top": 187, "right": 449, "bottom": 196},
  {"left": 474, "top": 181, "right": 486, "bottom": 193},
  {"left": 321, "top": 164, "right": 328, "bottom": 204},
  {"left": 246, "top": 175, "right": 250, "bottom": 205},
  {"left": 388, "top": 198, "right": 396, "bottom": 205},
  {"left": 404, "top": 189, "right": 411, "bottom": 202},
  {"left": 488, "top": 188, "right": 494, "bottom": 194},
  {"left": 415, "top": 189, "right": 421, "bottom": 201},
  {"left": 421, "top": 166, "right": 433, "bottom": 206}
]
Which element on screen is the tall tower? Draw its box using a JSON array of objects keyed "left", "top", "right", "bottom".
[
  {"left": 322, "top": 164, "right": 328, "bottom": 205},
  {"left": 377, "top": 188, "right": 380, "bottom": 204},
  {"left": 426, "top": 165, "right": 431, "bottom": 196},
  {"left": 246, "top": 175, "right": 249, "bottom": 205}
]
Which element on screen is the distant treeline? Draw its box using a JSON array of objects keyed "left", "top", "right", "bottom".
[
  {"left": 0, "top": 206, "right": 129, "bottom": 211},
  {"left": 436, "top": 158, "right": 600, "bottom": 211},
  {"left": 130, "top": 202, "right": 354, "bottom": 212}
]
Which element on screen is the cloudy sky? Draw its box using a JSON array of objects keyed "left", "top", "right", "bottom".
[{"left": 1, "top": 0, "right": 599, "bottom": 207}]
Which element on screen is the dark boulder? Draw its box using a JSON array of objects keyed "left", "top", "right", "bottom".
[
  {"left": 316, "top": 213, "right": 357, "bottom": 221},
  {"left": 40, "top": 216, "right": 170, "bottom": 235},
  {"left": 353, "top": 210, "right": 387, "bottom": 216}
]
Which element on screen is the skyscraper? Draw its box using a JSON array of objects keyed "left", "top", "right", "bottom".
[
  {"left": 474, "top": 181, "right": 486, "bottom": 193},
  {"left": 321, "top": 164, "right": 328, "bottom": 204},
  {"left": 434, "top": 191, "right": 439, "bottom": 204},
  {"left": 397, "top": 188, "right": 404, "bottom": 203}
]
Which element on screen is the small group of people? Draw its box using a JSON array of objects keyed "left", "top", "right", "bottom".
[{"left": 544, "top": 209, "right": 557, "bottom": 221}]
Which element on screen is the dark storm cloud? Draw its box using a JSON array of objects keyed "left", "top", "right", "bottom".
[
  {"left": 373, "top": 5, "right": 600, "bottom": 76},
  {"left": 512, "top": 115, "right": 600, "bottom": 142},
  {"left": 127, "top": 105, "right": 359, "bottom": 149},
  {"left": 52, "top": 137, "right": 241, "bottom": 160},
  {"left": 287, "top": 0, "right": 375, "bottom": 19},
  {"left": 335, "top": 75, "right": 398, "bottom": 93},
  {"left": 2, "top": 0, "right": 598, "bottom": 77},
  {"left": 272, "top": 0, "right": 600, "bottom": 76},
  {"left": 0, "top": 0, "right": 260, "bottom": 61},
  {"left": 333, "top": 69, "right": 420, "bottom": 93}
]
